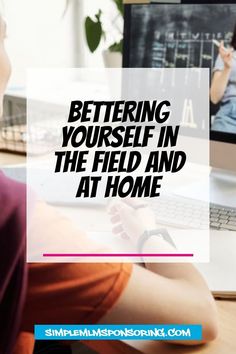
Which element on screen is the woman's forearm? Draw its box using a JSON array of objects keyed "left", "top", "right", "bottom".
[
  {"left": 143, "top": 237, "right": 209, "bottom": 289},
  {"left": 210, "top": 68, "right": 231, "bottom": 104},
  {"left": 142, "top": 237, "right": 218, "bottom": 344}
]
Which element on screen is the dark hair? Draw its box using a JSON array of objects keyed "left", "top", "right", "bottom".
[{"left": 231, "top": 24, "right": 236, "bottom": 50}]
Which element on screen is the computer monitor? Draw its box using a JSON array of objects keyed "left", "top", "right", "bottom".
[{"left": 123, "top": 1, "right": 236, "bottom": 174}]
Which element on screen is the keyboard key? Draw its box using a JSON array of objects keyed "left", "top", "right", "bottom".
[
  {"left": 227, "top": 221, "right": 236, "bottom": 226},
  {"left": 219, "top": 211, "right": 228, "bottom": 215},
  {"left": 219, "top": 218, "right": 228, "bottom": 223},
  {"left": 210, "top": 222, "right": 220, "bottom": 228},
  {"left": 210, "top": 217, "right": 219, "bottom": 223},
  {"left": 218, "top": 215, "right": 228, "bottom": 221},
  {"left": 220, "top": 224, "right": 236, "bottom": 231}
]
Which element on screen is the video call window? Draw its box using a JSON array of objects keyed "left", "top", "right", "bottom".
[{"left": 124, "top": 3, "right": 236, "bottom": 136}]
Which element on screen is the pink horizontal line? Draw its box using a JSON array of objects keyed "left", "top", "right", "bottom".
[{"left": 43, "top": 253, "right": 194, "bottom": 257}]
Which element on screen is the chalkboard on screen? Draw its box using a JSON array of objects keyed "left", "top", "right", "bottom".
[{"left": 129, "top": 4, "right": 236, "bottom": 69}]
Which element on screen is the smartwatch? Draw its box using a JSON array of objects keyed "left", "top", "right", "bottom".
[{"left": 137, "top": 228, "right": 176, "bottom": 253}]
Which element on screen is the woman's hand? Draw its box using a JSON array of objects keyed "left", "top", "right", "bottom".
[
  {"left": 109, "top": 198, "right": 156, "bottom": 246},
  {"left": 219, "top": 41, "right": 234, "bottom": 70},
  {"left": 210, "top": 41, "right": 234, "bottom": 104}
]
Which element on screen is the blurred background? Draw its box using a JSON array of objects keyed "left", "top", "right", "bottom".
[
  {"left": 0, "top": 0, "right": 123, "bottom": 155},
  {"left": 3, "top": 0, "right": 123, "bottom": 88}
]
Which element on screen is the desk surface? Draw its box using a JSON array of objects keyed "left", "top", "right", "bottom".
[
  {"left": 0, "top": 151, "right": 26, "bottom": 166},
  {"left": 1, "top": 151, "right": 236, "bottom": 354},
  {"left": 124, "top": 300, "right": 236, "bottom": 354}
]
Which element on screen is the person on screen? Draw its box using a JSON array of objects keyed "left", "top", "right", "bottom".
[
  {"left": 211, "top": 26, "right": 236, "bottom": 133},
  {"left": 0, "top": 16, "right": 218, "bottom": 354}
]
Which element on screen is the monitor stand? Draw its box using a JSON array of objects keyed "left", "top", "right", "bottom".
[
  {"left": 210, "top": 168, "right": 236, "bottom": 208},
  {"left": 175, "top": 167, "right": 236, "bottom": 208}
]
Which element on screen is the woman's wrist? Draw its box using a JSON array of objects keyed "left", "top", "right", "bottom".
[
  {"left": 137, "top": 229, "right": 175, "bottom": 253},
  {"left": 223, "top": 65, "right": 232, "bottom": 73},
  {"left": 142, "top": 234, "right": 175, "bottom": 253}
]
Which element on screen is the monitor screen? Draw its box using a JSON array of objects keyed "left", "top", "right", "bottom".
[{"left": 123, "top": 2, "right": 236, "bottom": 144}]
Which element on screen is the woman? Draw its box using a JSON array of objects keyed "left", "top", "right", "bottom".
[
  {"left": 0, "top": 15, "right": 218, "bottom": 354},
  {"left": 211, "top": 25, "right": 236, "bottom": 133}
]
